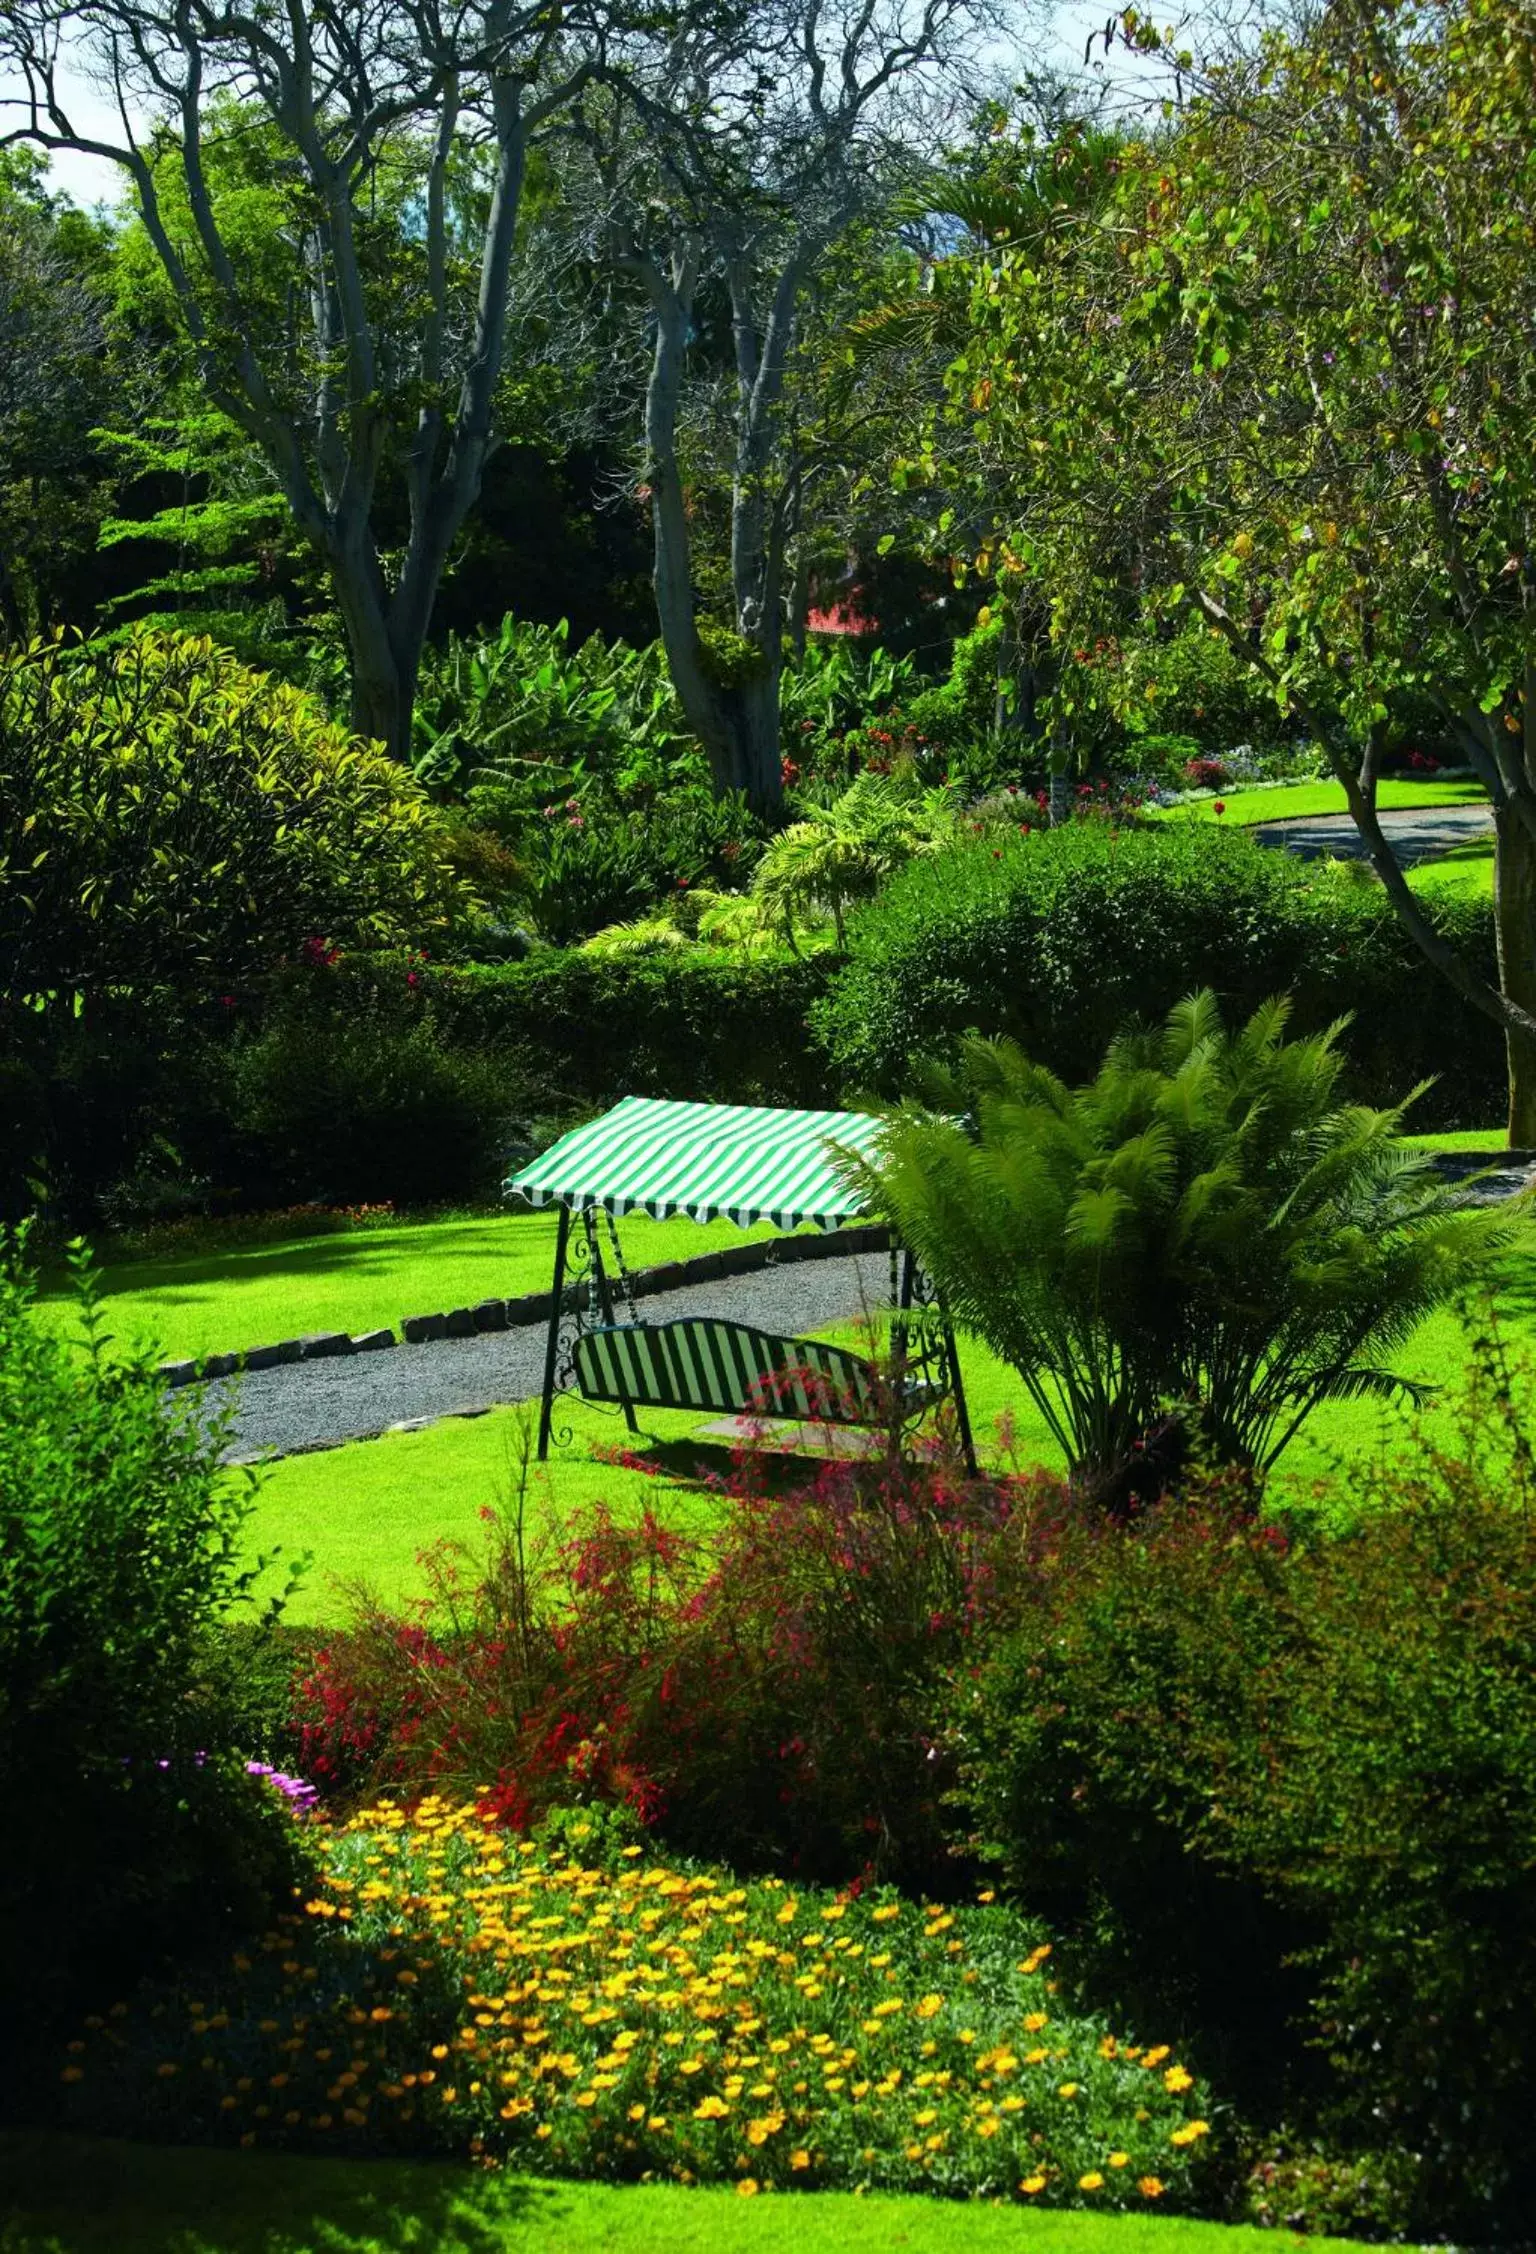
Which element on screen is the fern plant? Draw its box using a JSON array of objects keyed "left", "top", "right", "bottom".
[
  {"left": 840, "top": 992, "right": 1526, "bottom": 1503},
  {"left": 751, "top": 774, "right": 952, "bottom": 949}
]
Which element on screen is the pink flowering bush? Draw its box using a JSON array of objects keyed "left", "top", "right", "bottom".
[{"left": 292, "top": 1428, "right": 1052, "bottom": 1888}]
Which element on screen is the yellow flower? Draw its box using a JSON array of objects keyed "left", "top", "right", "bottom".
[
  {"left": 694, "top": 2095, "right": 730, "bottom": 2120},
  {"left": 790, "top": 2148, "right": 811, "bottom": 2170},
  {"left": 1142, "top": 2046, "right": 1170, "bottom": 2068},
  {"left": 628, "top": 2103, "right": 646, "bottom": 2121},
  {"left": 1058, "top": 2082, "right": 1080, "bottom": 2099},
  {"left": 736, "top": 2179, "right": 759, "bottom": 2197},
  {"left": 1023, "top": 2011, "right": 1049, "bottom": 2032},
  {"left": 871, "top": 1905, "right": 901, "bottom": 1923},
  {"left": 1079, "top": 2172, "right": 1104, "bottom": 2191},
  {"left": 1163, "top": 2064, "right": 1193, "bottom": 2094},
  {"left": 1020, "top": 2173, "right": 1047, "bottom": 2195},
  {"left": 575, "top": 2091, "right": 597, "bottom": 2108},
  {"left": 914, "top": 1995, "right": 943, "bottom": 2021},
  {"left": 1170, "top": 2119, "right": 1210, "bottom": 2147},
  {"left": 1109, "top": 2151, "right": 1130, "bottom": 2168},
  {"left": 1139, "top": 2176, "right": 1166, "bottom": 2199}
]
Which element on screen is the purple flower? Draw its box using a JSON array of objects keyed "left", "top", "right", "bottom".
[{"left": 247, "top": 1759, "right": 321, "bottom": 1815}]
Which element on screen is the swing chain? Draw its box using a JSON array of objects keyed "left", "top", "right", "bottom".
[{"left": 604, "top": 1205, "right": 641, "bottom": 1327}]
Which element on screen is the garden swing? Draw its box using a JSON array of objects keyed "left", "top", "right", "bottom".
[{"left": 505, "top": 1096, "right": 974, "bottom": 1470}]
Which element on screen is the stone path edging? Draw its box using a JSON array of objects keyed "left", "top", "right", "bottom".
[{"left": 160, "top": 1221, "right": 892, "bottom": 1389}]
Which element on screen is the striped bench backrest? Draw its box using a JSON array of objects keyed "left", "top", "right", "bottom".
[{"left": 572, "top": 1319, "right": 879, "bottom": 1424}]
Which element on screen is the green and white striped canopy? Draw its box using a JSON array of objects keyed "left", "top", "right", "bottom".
[{"left": 506, "top": 1096, "right": 885, "bottom": 1232}]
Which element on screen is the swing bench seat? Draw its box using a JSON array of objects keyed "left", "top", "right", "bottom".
[{"left": 572, "top": 1316, "right": 948, "bottom": 1427}]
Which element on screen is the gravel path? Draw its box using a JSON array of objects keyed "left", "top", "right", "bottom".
[
  {"left": 1254, "top": 801, "right": 1494, "bottom": 863},
  {"left": 206, "top": 1251, "right": 898, "bottom": 1459}
]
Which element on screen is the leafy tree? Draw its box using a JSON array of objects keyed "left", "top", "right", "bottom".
[
  {"left": 579, "top": 0, "right": 991, "bottom": 811},
  {"left": 842, "top": 991, "right": 1521, "bottom": 1505},
  {"left": 0, "top": 5, "right": 605, "bottom": 761},
  {"left": 941, "top": 1, "right": 1536, "bottom": 1135},
  {"left": 0, "top": 629, "right": 469, "bottom": 1005},
  {"left": 0, "top": 152, "right": 114, "bottom": 636}
]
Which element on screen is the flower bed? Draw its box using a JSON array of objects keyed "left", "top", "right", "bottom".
[{"left": 60, "top": 1799, "right": 1213, "bottom": 2210}]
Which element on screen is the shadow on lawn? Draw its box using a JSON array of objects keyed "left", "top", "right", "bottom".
[
  {"left": 0, "top": 2131, "right": 563, "bottom": 2254},
  {"left": 44, "top": 1220, "right": 557, "bottom": 1311}
]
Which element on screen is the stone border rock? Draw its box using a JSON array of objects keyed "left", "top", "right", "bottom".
[{"left": 161, "top": 1222, "right": 892, "bottom": 1389}]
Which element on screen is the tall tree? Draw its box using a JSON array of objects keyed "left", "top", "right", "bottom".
[
  {"left": 0, "top": 152, "right": 112, "bottom": 636},
  {"left": 0, "top": 0, "right": 605, "bottom": 758},
  {"left": 582, "top": 0, "right": 988, "bottom": 811},
  {"left": 945, "top": 0, "right": 1536, "bottom": 1138}
]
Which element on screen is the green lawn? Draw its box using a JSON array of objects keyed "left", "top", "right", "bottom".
[
  {"left": 36, "top": 1209, "right": 787, "bottom": 1367},
  {"left": 1149, "top": 776, "right": 1485, "bottom": 827},
  {"left": 0, "top": 2133, "right": 1375, "bottom": 2254},
  {"left": 248, "top": 1276, "right": 1535, "bottom": 1625},
  {"left": 30, "top": 1147, "right": 1530, "bottom": 1625},
  {"left": 1405, "top": 829, "right": 1495, "bottom": 902}
]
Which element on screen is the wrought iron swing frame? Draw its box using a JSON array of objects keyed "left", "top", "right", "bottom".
[{"left": 534, "top": 1201, "right": 976, "bottom": 1473}]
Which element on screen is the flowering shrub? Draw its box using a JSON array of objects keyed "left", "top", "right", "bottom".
[
  {"left": 1182, "top": 756, "right": 1228, "bottom": 790},
  {"left": 291, "top": 1433, "right": 1042, "bottom": 1888},
  {"left": 58, "top": 1799, "right": 1216, "bottom": 2208}
]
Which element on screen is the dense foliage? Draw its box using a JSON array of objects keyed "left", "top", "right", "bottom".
[
  {"left": 845, "top": 993, "right": 1518, "bottom": 1498},
  {"left": 291, "top": 1425, "right": 1003, "bottom": 1883},
  {"left": 955, "top": 1357, "right": 1536, "bottom": 2240},
  {"left": 0, "top": 630, "right": 468, "bottom": 1003},
  {"left": 0, "top": 1239, "right": 298, "bottom": 2076},
  {"left": 815, "top": 821, "right": 1501, "bottom": 1120}
]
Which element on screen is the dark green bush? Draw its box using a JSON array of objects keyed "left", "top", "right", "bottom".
[
  {"left": 428, "top": 946, "right": 836, "bottom": 1110},
  {"left": 0, "top": 1240, "right": 300, "bottom": 2084},
  {"left": 216, "top": 962, "right": 521, "bottom": 1206},
  {"left": 953, "top": 1363, "right": 1536, "bottom": 2239},
  {"left": 488, "top": 789, "right": 764, "bottom": 945},
  {"left": 814, "top": 822, "right": 1500, "bottom": 1123}
]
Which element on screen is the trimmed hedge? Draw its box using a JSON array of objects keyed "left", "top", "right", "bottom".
[
  {"left": 428, "top": 946, "right": 837, "bottom": 1110},
  {"left": 813, "top": 823, "right": 1501, "bottom": 1125}
]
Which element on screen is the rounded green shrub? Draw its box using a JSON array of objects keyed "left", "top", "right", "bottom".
[
  {"left": 0, "top": 628, "right": 470, "bottom": 1004},
  {"left": 813, "top": 821, "right": 1499, "bottom": 1122}
]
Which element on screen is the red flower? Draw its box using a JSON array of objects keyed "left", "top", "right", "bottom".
[{"left": 1213, "top": 800, "right": 1227, "bottom": 816}]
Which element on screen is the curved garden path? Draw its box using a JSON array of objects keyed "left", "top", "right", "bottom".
[
  {"left": 206, "top": 1251, "right": 896, "bottom": 1460},
  {"left": 1253, "top": 800, "right": 1494, "bottom": 862}
]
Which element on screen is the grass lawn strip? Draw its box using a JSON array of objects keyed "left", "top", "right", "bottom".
[
  {"left": 0, "top": 2133, "right": 1379, "bottom": 2254},
  {"left": 56, "top": 1806, "right": 1213, "bottom": 2209}
]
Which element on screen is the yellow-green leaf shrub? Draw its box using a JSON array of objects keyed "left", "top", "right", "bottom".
[{"left": 0, "top": 629, "right": 469, "bottom": 1001}]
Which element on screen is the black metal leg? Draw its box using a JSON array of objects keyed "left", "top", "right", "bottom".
[
  {"left": 537, "top": 1203, "right": 571, "bottom": 1462},
  {"left": 940, "top": 1299, "right": 978, "bottom": 1476},
  {"left": 588, "top": 1210, "right": 638, "bottom": 1435}
]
